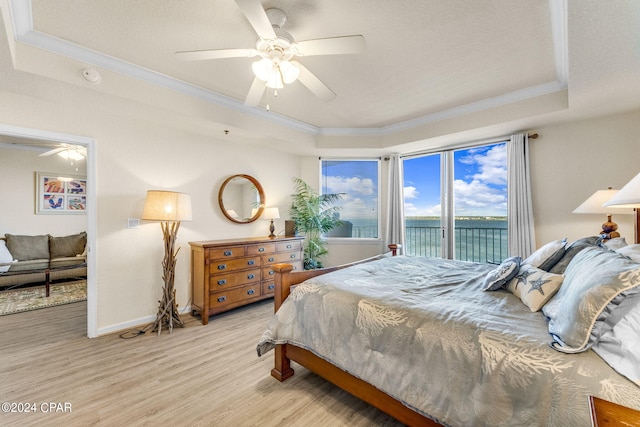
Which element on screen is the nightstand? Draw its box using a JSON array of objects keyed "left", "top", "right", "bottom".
[{"left": 589, "top": 396, "right": 640, "bottom": 426}]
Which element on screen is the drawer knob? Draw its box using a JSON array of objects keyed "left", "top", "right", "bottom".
[
  {"left": 224, "top": 250, "right": 232, "bottom": 256},
  {"left": 217, "top": 279, "right": 226, "bottom": 285},
  {"left": 248, "top": 260, "right": 255, "bottom": 265},
  {"left": 248, "top": 274, "right": 255, "bottom": 279},
  {"left": 268, "top": 257, "right": 275, "bottom": 262},
  {"left": 258, "top": 247, "right": 265, "bottom": 252},
  {"left": 268, "top": 284, "right": 275, "bottom": 290},
  {"left": 217, "top": 296, "right": 226, "bottom": 303},
  {"left": 290, "top": 254, "right": 296, "bottom": 259},
  {"left": 268, "top": 270, "right": 274, "bottom": 275},
  {"left": 247, "top": 289, "right": 255, "bottom": 295},
  {"left": 286, "top": 244, "right": 292, "bottom": 249},
  {"left": 217, "top": 264, "right": 226, "bottom": 270}
]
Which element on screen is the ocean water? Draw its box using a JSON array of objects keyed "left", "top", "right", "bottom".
[
  {"left": 345, "top": 217, "right": 507, "bottom": 263},
  {"left": 405, "top": 217, "right": 507, "bottom": 263}
]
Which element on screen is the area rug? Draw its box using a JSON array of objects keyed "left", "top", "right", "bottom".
[{"left": 0, "top": 280, "right": 86, "bottom": 316}]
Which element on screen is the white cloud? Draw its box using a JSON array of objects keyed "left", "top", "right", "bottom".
[
  {"left": 404, "top": 186, "right": 419, "bottom": 199},
  {"left": 325, "top": 176, "right": 374, "bottom": 196}
]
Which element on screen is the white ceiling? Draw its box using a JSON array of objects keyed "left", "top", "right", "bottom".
[{"left": 3, "top": 0, "right": 640, "bottom": 154}]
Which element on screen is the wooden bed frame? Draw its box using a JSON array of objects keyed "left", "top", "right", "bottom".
[{"left": 269, "top": 244, "right": 441, "bottom": 427}]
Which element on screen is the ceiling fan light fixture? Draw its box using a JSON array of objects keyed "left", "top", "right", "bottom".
[
  {"left": 279, "top": 60, "right": 300, "bottom": 84},
  {"left": 57, "top": 148, "right": 85, "bottom": 161},
  {"left": 251, "top": 58, "right": 272, "bottom": 82},
  {"left": 265, "top": 68, "right": 284, "bottom": 89}
]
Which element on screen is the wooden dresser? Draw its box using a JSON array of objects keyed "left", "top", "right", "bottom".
[{"left": 189, "top": 236, "right": 304, "bottom": 325}]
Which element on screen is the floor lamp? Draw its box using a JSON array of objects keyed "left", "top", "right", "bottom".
[
  {"left": 604, "top": 173, "right": 640, "bottom": 244},
  {"left": 142, "top": 190, "right": 192, "bottom": 334}
]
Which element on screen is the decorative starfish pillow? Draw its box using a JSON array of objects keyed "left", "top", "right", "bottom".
[{"left": 506, "top": 264, "right": 564, "bottom": 312}]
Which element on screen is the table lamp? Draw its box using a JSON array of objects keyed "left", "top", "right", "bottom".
[
  {"left": 263, "top": 207, "right": 280, "bottom": 238},
  {"left": 142, "top": 190, "right": 192, "bottom": 334},
  {"left": 573, "top": 187, "right": 633, "bottom": 241},
  {"left": 604, "top": 173, "right": 640, "bottom": 244}
]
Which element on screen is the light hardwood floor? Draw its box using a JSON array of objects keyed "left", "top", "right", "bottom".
[{"left": 0, "top": 300, "right": 404, "bottom": 426}]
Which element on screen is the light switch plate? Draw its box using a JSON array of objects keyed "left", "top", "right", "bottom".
[{"left": 127, "top": 218, "right": 140, "bottom": 229}]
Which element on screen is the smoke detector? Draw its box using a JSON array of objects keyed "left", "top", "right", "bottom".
[{"left": 81, "top": 68, "right": 101, "bottom": 84}]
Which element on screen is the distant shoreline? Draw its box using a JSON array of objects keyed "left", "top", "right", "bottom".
[{"left": 406, "top": 216, "right": 507, "bottom": 221}]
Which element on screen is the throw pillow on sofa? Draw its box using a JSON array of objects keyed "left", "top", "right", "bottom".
[
  {"left": 0, "top": 240, "right": 15, "bottom": 272},
  {"left": 4, "top": 234, "right": 50, "bottom": 261},
  {"left": 49, "top": 232, "right": 87, "bottom": 258}
]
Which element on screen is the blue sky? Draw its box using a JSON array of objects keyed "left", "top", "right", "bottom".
[
  {"left": 322, "top": 160, "right": 378, "bottom": 223},
  {"left": 403, "top": 143, "right": 507, "bottom": 217}
]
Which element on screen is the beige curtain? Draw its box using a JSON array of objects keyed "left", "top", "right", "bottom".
[
  {"left": 507, "top": 133, "right": 536, "bottom": 257},
  {"left": 385, "top": 154, "right": 405, "bottom": 254}
]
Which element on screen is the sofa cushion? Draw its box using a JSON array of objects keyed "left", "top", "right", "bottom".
[
  {"left": 5, "top": 234, "right": 50, "bottom": 261},
  {"left": 49, "top": 232, "right": 87, "bottom": 259}
]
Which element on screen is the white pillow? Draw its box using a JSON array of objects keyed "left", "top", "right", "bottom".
[
  {"left": 523, "top": 238, "right": 567, "bottom": 271},
  {"left": 0, "top": 240, "right": 15, "bottom": 272},
  {"left": 616, "top": 244, "right": 640, "bottom": 263},
  {"left": 506, "top": 264, "right": 564, "bottom": 312},
  {"left": 592, "top": 300, "right": 640, "bottom": 386}
]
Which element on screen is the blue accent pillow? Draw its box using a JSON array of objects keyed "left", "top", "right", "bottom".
[
  {"left": 542, "top": 246, "right": 640, "bottom": 353},
  {"left": 482, "top": 256, "right": 521, "bottom": 291}
]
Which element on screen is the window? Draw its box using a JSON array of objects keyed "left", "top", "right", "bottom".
[
  {"left": 321, "top": 159, "right": 380, "bottom": 238},
  {"left": 403, "top": 143, "right": 508, "bottom": 262}
]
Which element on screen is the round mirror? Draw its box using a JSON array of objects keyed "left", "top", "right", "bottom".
[{"left": 218, "top": 174, "right": 265, "bottom": 223}]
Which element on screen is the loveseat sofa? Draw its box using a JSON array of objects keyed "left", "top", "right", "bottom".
[{"left": 0, "top": 232, "right": 87, "bottom": 288}]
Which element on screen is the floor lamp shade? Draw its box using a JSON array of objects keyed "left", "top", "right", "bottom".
[{"left": 142, "top": 190, "right": 192, "bottom": 222}]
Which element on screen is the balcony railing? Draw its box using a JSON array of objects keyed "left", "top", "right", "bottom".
[{"left": 405, "top": 225, "right": 507, "bottom": 263}]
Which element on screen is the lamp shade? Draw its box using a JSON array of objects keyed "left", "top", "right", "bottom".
[
  {"left": 263, "top": 207, "right": 280, "bottom": 220},
  {"left": 573, "top": 189, "right": 634, "bottom": 214},
  {"left": 142, "top": 190, "right": 192, "bottom": 222},
  {"left": 604, "top": 173, "right": 640, "bottom": 208}
]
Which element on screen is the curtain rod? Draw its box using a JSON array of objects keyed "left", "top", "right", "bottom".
[{"left": 401, "top": 132, "right": 539, "bottom": 159}]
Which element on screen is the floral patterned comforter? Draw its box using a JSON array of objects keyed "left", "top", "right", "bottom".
[{"left": 256, "top": 256, "right": 640, "bottom": 426}]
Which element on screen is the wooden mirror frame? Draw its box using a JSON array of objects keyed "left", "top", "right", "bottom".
[{"left": 218, "top": 174, "right": 265, "bottom": 224}]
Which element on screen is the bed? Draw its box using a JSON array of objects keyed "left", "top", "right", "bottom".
[{"left": 256, "top": 240, "right": 640, "bottom": 426}]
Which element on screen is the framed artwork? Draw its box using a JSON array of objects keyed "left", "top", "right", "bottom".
[{"left": 36, "top": 172, "right": 87, "bottom": 214}]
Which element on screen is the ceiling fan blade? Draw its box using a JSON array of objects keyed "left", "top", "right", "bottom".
[
  {"left": 38, "top": 147, "right": 66, "bottom": 157},
  {"left": 244, "top": 78, "right": 267, "bottom": 107},
  {"left": 293, "top": 62, "right": 336, "bottom": 102},
  {"left": 175, "top": 48, "right": 258, "bottom": 61},
  {"left": 295, "top": 35, "right": 366, "bottom": 56},
  {"left": 235, "top": 0, "right": 276, "bottom": 40}
]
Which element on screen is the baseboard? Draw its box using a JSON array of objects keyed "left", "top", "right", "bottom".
[{"left": 97, "top": 304, "right": 192, "bottom": 336}]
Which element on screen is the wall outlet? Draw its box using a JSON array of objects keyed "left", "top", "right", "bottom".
[{"left": 127, "top": 218, "right": 140, "bottom": 229}]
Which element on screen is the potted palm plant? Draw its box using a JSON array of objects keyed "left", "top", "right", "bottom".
[{"left": 289, "top": 177, "right": 343, "bottom": 269}]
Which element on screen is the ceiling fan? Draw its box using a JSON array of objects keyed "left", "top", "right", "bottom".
[
  {"left": 175, "top": 0, "right": 366, "bottom": 107},
  {"left": 39, "top": 144, "right": 86, "bottom": 160}
]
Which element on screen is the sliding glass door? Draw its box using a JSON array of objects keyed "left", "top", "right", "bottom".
[{"left": 403, "top": 143, "right": 508, "bottom": 263}]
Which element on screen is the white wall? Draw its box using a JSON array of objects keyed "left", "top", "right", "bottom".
[
  {"left": 529, "top": 109, "right": 640, "bottom": 246},
  {"left": 0, "top": 79, "right": 301, "bottom": 335},
  {"left": 0, "top": 147, "right": 87, "bottom": 236}
]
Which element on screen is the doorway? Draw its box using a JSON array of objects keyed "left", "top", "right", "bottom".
[{"left": 0, "top": 123, "right": 97, "bottom": 337}]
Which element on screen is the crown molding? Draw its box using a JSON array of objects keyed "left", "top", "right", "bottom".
[{"left": 8, "top": 0, "right": 568, "bottom": 138}]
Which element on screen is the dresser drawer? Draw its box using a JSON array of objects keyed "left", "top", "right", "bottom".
[
  {"left": 209, "top": 283, "right": 261, "bottom": 308},
  {"left": 277, "top": 240, "right": 302, "bottom": 252},
  {"left": 263, "top": 251, "right": 302, "bottom": 265},
  {"left": 208, "top": 256, "right": 260, "bottom": 273},
  {"left": 209, "top": 268, "right": 261, "bottom": 288},
  {"left": 262, "top": 262, "right": 303, "bottom": 279},
  {"left": 262, "top": 281, "right": 276, "bottom": 295},
  {"left": 207, "top": 246, "right": 245, "bottom": 260},
  {"left": 247, "top": 243, "right": 276, "bottom": 256}
]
